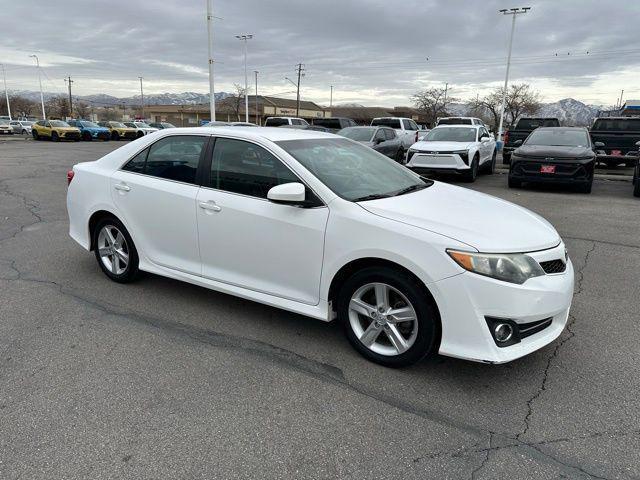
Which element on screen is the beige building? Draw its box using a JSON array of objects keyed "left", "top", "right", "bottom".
[{"left": 144, "top": 96, "right": 329, "bottom": 126}]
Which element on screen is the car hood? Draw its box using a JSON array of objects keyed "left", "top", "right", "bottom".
[
  {"left": 56, "top": 127, "right": 80, "bottom": 132},
  {"left": 412, "top": 141, "right": 474, "bottom": 151},
  {"left": 358, "top": 182, "right": 560, "bottom": 253},
  {"left": 86, "top": 127, "right": 109, "bottom": 132},
  {"left": 515, "top": 145, "right": 594, "bottom": 158}
]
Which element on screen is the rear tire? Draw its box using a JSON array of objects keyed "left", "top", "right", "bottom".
[
  {"left": 462, "top": 155, "right": 479, "bottom": 182},
  {"left": 485, "top": 150, "right": 496, "bottom": 174},
  {"left": 83, "top": 131, "right": 92, "bottom": 141},
  {"left": 633, "top": 168, "right": 640, "bottom": 198},
  {"left": 111, "top": 131, "right": 120, "bottom": 141},
  {"left": 92, "top": 217, "right": 139, "bottom": 283},
  {"left": 337, "top": 266, "right": 439, "bottom": 367},
  {"left": 137, "top": 131, "right": 144, "bottom": 138}
]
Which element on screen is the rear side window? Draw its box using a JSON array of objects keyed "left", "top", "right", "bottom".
[
  {"left": 314, "top": 118, "right": 341, "bottom": 129},
  {"left": 122, "top": 135, "right": 207, "bottom": 184},
  {"left": 371, "top": 118, "right": 401, "bottom": 129},
  {"left": 592, "top": 118, "right": 640, "bottom": 131},
  {"left": 265, "top": 118, "right": 288, "bottom": 127},
  {"left": 384, "top": 128, "right": 396, "bottom": 140},
  {"left": 211, "top": 138, "right": 300, "bottom": 199}
]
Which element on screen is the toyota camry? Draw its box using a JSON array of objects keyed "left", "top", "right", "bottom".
[{"left": 66, "top": 127, "right": 574, "bottom": 367}]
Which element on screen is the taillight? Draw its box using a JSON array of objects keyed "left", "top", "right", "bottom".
[
  {"left": 67, "top": 170, "right": 74, "bottom": 185},
  {"left": 504, "top": 130, "right": 510, "bottom": 144},
  {"left": 415, "top": 131, "right": 419, "bottom": 143}
]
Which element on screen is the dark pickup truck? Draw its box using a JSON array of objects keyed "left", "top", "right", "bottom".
[
  {"left": 502, "top": 117, "right": 560, "bottom": 164},
  {"left": 589, "top": 117, "right": 640, "bottom": 167}
]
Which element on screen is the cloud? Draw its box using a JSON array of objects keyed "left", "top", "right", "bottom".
[{"left": 2, "top": 0, "right": 640, "bottom": 105}]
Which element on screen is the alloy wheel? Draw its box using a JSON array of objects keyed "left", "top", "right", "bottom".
[
  {"left": 348, "top": 282, "right": 418, "bottom": 356},
  {"left": 97, "top": 225, "right": 130, "bottom": 275}
]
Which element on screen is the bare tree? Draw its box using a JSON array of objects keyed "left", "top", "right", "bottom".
[
  {"left": 230, "top": 83, "right": 247, "bottom": 121},
  {"left": 44, "top": 96, "right": 70, "bottom": 119},
  {"left": 411, "top": 87, "right": 457, "bottom": 127},
  {"left": 472, "top": 83, "right": 541, "bottom": 131},
  {"left": 2, "top": 95, "right": 38, "bottom": 118},
  {"left": 75, "top": 101, "right": 90, "bottom": 119}
]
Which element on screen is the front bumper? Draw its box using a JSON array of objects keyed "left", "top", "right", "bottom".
[
  {"left": 430, "top": 243, "right": 574, "bottom": 363},
  {"left": 510, "top": 157, "right": 594, "bottom": 184},
  {"left": 406, "top": 152, "right": 470, "bottom": 173}
]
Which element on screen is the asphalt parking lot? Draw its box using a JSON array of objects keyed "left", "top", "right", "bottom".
[{"left": 1, "top": 138, "right": 639, "bottom": 480}]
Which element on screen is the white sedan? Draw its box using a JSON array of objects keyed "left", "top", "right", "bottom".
[
  {"left": 406, "top": 125, "right": 497, "bottom": 182},
  {"left": 124, "top": 121, "right": 159, "bottom": 138},
  {"left": 66, "top": 127, "right": 573, "bottom": 366}
]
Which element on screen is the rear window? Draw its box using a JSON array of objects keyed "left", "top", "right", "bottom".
[
  {"left": 438, "top": 118, "right": 472, "bottom": 125},
  {"left": 314, "top": 118, "right": 342, "bottom": 129},
  {"left": 265, "top": 118, "right": 289, "bottom": 127},
  {"left": 591, "top": 118, "right": 640, "bottom": 132},
  {"left": 515, "top": 118, "right": 560, "bottom": 129},
  {"left": 371, "top": 118, "right": 401, "bottom": 129}
]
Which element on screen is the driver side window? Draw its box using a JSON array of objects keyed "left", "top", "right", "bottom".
[{"left": 374, "top": 130, "right": 386, "bottom": 141}]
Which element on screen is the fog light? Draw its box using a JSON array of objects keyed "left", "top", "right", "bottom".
[{"left": 494, "top": 323, "right": 513, "bottom": 343}]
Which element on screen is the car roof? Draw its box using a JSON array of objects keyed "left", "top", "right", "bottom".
[
  {"left": 432, "top": 124, "right": 481, "bottom": 129},
  {"left": 535, "top": 126, "right": 588, "bottom": 131},
  {"left": 169, "top": 126, "right": 336, "bottom": 141}
]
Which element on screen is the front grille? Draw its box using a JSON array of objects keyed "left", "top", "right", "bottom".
[
  {"left": 540, "top": 259, "right": 566, "bottom": 274},
  {"left": 518, "top": 317, "right": 553, "bottom": 339},
  {"left": 65, "top": 132, "right": 80, "bottom": 140}
]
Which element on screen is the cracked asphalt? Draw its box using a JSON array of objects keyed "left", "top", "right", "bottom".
[{"left": 1, "top": 139, "right": 639, "bottom": 479}]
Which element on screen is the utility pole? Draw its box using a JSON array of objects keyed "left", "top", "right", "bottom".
[
  {"left": 497, "top": 7, "right": 530, "bottom": 143},
  {"left": 330, "top": 85, "right": 333, "bottom": 108},
  {"left": 138, "top": 76, "right": 145, "bottom": 119},
  {"left": 65, "top": 76, "right": 73, "bottom": 118},
  {"left": 443, "top": 82, "right": 448, "bottom": 103},
  {"left": 206, "top": 0, "right": 216, "bottom": 121},
  {"left": 295, "top": 63, "right": 304, "bottom": 117},
  {"left": 254, "top": 70, "right": 259, "bottom": 125},
  {"left": 618, "top": 89, "right": 624, "bottom": 111},
  {"left": 1, "top": 64, "right": 11, "bottom": 120},
  {"left": 29, "top": 55, "right": 46, "bottom": 120},
  {"left": 235, "top": 34, "right": 253, "bottom": 123}
]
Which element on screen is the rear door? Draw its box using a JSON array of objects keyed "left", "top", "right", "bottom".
[
  {"left": 196, "top": 137, "right": 329, "bottom": 304},
  {"left": 110, "top": 134, "right": 210, "bottom": 275}
]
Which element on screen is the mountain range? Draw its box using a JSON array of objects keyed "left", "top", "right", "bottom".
[{"left": 9, "top": 90, "right": 608, "bottom": 125}]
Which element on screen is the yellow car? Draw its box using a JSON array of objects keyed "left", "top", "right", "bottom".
[
  {"left": 32, "top": 120, "right": 81, "bottom": 141},
  {"left": 97, "top": 121, "right": 138, "bottom": 140}
]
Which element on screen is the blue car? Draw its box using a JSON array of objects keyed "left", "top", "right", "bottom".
[{"left": 67, "top": 120, "right": 110, "bottom": 141}]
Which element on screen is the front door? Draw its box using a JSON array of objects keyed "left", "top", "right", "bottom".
[
  {"left": 111, "top": 134, "right": 209, "bottom": 275},
  {"left": 196, "top": 137, "right": 329, "bottom": 305}
]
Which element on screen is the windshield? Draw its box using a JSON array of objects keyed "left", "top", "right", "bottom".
[
  {"left": 438, "top": 118, "right": 472, "bottom": 125},
  {"left": 134, "top": 122, "right": 150, "bottom": 127},
  {"left": 371, "top": 118, "right": 401, "bottom": 129},
  {"left": 80, "top": 121, "right": 100, "bottom": 128},
  {"left": 22, "top": 121, "right": 34, "bottom": 126},
  {"left": 424, "top": 127, "right": 477, "bottom": 142},
  {"left": 111, "top": 122, "right": 126, "bottom": 128},
  {"left": 591, "top": 118, "right": 640, "bottom": 131},
  {"left": 50, "top": 120, "right": 70, "bottom": 127},
  {"left": 276, "top": 138, "right": 430, "bottom": 202},
  {"left": 338, "top": 127, "right": 376, "bottom": 141},
  {"left": 525, "top": 129, "right": 589, "bottom": 147},
  {"left": 515, "top": 118, "right": 560, "bottom": 129}
]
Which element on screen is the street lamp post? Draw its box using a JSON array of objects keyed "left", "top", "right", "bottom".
[
  {"left": 206, "top": 0, "right": 216, "bottom": 121},
  {"left": 235, "top": 34, "right": 253, "bottom": 123},
  {"left": 1, "top": 64, "right": 11, "bottom": 120},
  {"left": 139, "top": 76, "right": 145, "bottom": 119},
  {"left": 496, "top": 7, "right": 530, "bottom": 143},
  {"left": 29, "top": 55, "right": 46, "bottom": 120},
  {"left": 254, "top": 70, "right": 259, "bottom": 125}
]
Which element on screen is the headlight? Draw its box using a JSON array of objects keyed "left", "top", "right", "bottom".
[
  {"left": 447, "top": 249, "right": 545, "bottom": 284},
  {"left": 452, "top": 150, "right": 469, "bottom": 164}
]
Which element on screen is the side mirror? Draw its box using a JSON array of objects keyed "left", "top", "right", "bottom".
[
  {"left": 267, "top": 182, "right": 306, "bottom": 205},
  {"left": 635, "top": 141, "right": 640, "bottom": 147},
  {"left": 514, "top": 139, "right": 523, "bottom": 146},
  {"left": 480, "top": 135, "right": 490, "bottom": 142},
  {"left": 374, "top": 137, "right": 384, "bottom": 145},
  {"left": 594, "top": 141, "right": 605, "bottom": 148}
]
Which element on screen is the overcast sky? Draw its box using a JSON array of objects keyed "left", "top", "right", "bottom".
[{"left": 2, "top": 0, "right": 640, "bottom": 106}]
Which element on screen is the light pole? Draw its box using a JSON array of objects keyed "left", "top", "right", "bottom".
[
  {"left": 1, "top": 64, "right": 11, "bottom": 120},
  {"left": 206, "top": 0, "right": 216, "bottom": 121},
  {"left": 139, "top": 76, "right": 145, "bottom": 119},
  {"left": 235, "top": 34, "right": 253, "bottom": 123},
  {"left": 330, "top": 85, "right": 333, "bottom": 108},
  {"left": 30, "top": 55, "right": 46, "bottom": 120},
  {"left": 497, "top": 7, "right": 530, "bottom": 143},
  {"left": 254, "top": 70, "right": 259, "bottom": 125}
]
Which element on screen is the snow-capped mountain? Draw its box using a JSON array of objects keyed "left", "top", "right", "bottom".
[
  {"left": 8, "top": 90, "right": 229, "bottom": 106},
  {"left": 447, "top": 98, "right": 605, "bottom": 126}
]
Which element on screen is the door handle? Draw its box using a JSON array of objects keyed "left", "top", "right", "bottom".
[
  {"left": 114, "top": 183, "right": 130, "bottom": 192},
  {"left": 199, "top": 201, "right": 221, "bottom": 212}
]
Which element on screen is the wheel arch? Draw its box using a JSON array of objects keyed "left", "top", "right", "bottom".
[{"left": 88, "top": 209, "right": 124, "bottom": 251}]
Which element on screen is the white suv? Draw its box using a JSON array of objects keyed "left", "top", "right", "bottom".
[{"left": 407, "top": 124, "right": 497, "bottom": 182}]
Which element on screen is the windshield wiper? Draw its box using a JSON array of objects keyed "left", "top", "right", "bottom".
[
  {"left": 352, "top": 193, "right": 392, "bottom": 202},
  {"left": 392, "top": 183, "right": 429, "bottom": 196}
]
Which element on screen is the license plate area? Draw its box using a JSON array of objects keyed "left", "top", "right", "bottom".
[
  {"left": 540, "top": 165, "right": 556, "bottom": 173},
  {"left": 611, "top": 150, "right": 622, "bottom": 156}
]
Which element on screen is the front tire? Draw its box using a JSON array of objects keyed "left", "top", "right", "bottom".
[
  {"left": 462, "top": 155, "right": 479, "bottom": 182},
  {"left": 485, "top": 150, "right": 496, "bottom": 174},
  {"left": 508, "top": 175, "right": 522, "bottom": 189},
  {"left": 395, "top": 148, "right": 405, "bottom": 163},
  {"left": 32, "top": 130, "right": 39, "bottom": 140},
  {"left": 576, "top": 180, "right": 593, "bottom": 194},
  {"left": 337, "top": 267, "right": 439, "bottom": 367},
  {"left": 502, "top": 153, "right": 511, "bottom": 165},
  {"left": 83, "top": 131, "right": 92, "bottom": 141},
  {"left": 51, "top": 131, "right": 59, "bottom": 142},
  {"left": 92, "top": 217, "right": 139, "bottom": 283},
  {"left": 633, "top": 168, "right": 640, "bottom": 198}
]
